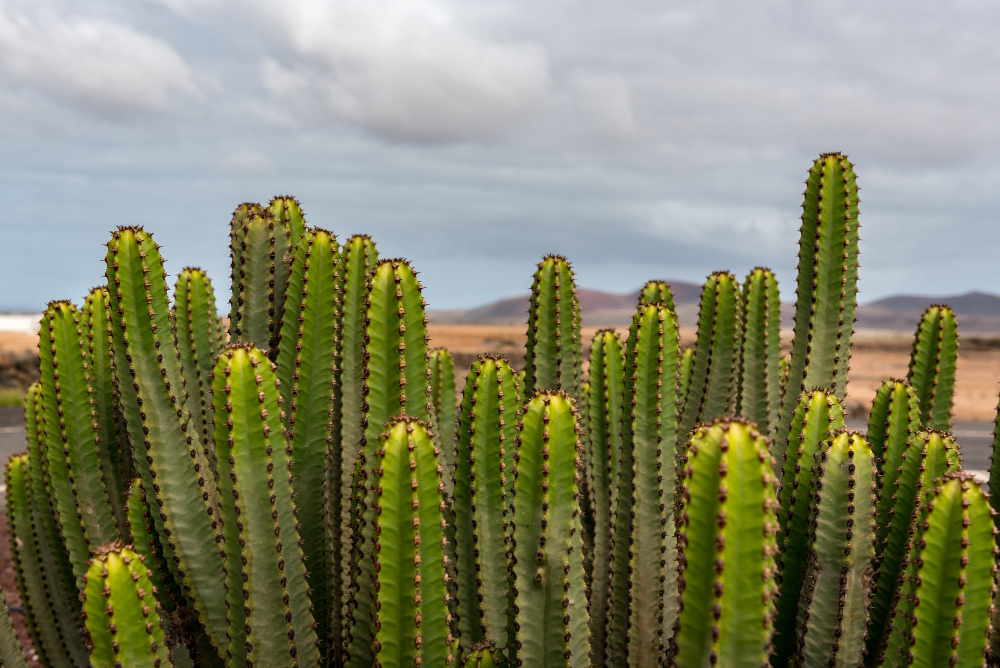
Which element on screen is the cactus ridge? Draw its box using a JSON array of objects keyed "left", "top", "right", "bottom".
[
  {"left": 678, "top": 270, "right": 741, "bottom": 437},
  {"left": 906, "top": 304, "right": 958, "bottom": 431},
  {"left": 453, "top": 355, "right": 518, "bottom": 652},
  {"left": 876, "top": 473, "right": 996, "bottom": 667},
  {"left": 82, "top": 546, "right": 168, "bottom": 668},
  {"left": 105, "top": 226, "right": 228, "bottom": 650},
  {"left": 735, "top": 267, "right": 781, "bottom": 438},
  {"left": 212, "top": 344, "right": 320, "bottom": 667},
  {"left": 638, "top": 280, "right": 677, "bottom": 312},
  {"left": 370, "top": 416, "right": 455, "bottom": 667},
  {"left": 605, "top": 303, "right": 680, "bottom": 667},
  {"left": 124, "top": 478, "right": 178, "bottom": 613},
  {"left": 671, "top": 418, "right": 779, "bottom": 668},
  {"left": 771, "top": 388, "right": 845, "bottom": 668},
  {"left": 778, "top": 153, "right": 860, "bottom": 446},
  {"left": 864, "top": 429, "right": 961, "bottom": 665},
  {"left": 429, "top": 347, "right": 459, "bottom": 483},
  {"left": 792, "top": 429, "right": 876, "bottom": 668},
  {"left": 510, "top": 391, "right": 590, "bottom": 668},
  {"left": 275, "top": 228, "right": 342, "bottom": 662},
  {"left": 524, "top": 255, "right": 583, "bottom": 403}
]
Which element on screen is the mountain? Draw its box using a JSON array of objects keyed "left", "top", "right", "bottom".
[{"left": 856, "top": 291, "right": 1000, "bottom": 333}]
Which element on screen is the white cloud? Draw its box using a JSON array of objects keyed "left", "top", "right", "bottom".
[
  {"left": 0, "top": 0, "right": 198, "bottom": 117},
  {"left": 570, "top": 72, "right": 640, "bottom": 140}
]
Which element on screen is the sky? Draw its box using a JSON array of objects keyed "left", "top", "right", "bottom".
[{"left": 1, "top": 0, "right": 998, "bottom": 312}]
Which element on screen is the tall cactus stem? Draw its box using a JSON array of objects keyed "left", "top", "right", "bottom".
[
  {"left": 735, "top": 267, "right": 781, "bottom": 437},
  {"left": 906, "top": 305, "right": 958, "bottom": 431},
  {"left": 638, "top": 280, "right": 676, "bottom": 313},
  {"left": 268, "top": 195, "right": 307, "bottom": 251},
  {"left": 430, "top": 347, "right": 459, "bottom": 481},
  {"left": 524, "top": 255, "right": 583, "bottom": 402}
]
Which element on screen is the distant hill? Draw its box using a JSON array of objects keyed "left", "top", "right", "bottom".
[{"left": 856, "top": 291, "right": 1000, "bottom": 333}]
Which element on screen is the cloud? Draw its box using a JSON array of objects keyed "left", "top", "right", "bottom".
[{"left": 0, "top": 0, "right": 198, "bottom": 118}]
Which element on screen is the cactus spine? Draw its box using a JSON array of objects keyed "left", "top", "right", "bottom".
[
  {"left": 430, "top": 347, "right": 459, "bottom": 477},
  {"left": 678, "top": 271, "right": 740, "bottom": 437},
  {"left": 865, "top": 429, "right": 961, "bottom": 665},
  {"left": 346, "top": 258, "right": 431, "bottom": 666},
  {"left": 793, "top": 430, "right": 876, "bottom": 668},
  {"left": 779, "top": 153, "right": 861, "bottom": 445},
  {"left": 524, "top": 255, "right": 582, "bottom": 401},
  {"left": 735, "top": 267, "right": 781, "bottom": 437},
  {"left": 105, "top": 227, "right": 228, "bottom": 650},
  {"left": 877, "top": 474, "right": 996, "bottom": 667},
  {"left": 585, "top": 329, "right": 625, "bottom": 665},
  {"left": 671, "top": 419, "right": 778, "bottom": 668},
  {"left": 82, "top": 547, "right": 168, "bottom": 668},
  {"left": 771, "top": 389, "right": 845, "bottom": 668},
  {"left": 906, "top": 305, "right": 958, "bottom": 430},
  {"left": 453, "top": 355, "right": 518, "bottom": 651},
  {"left": 274, "top": 227, "right": 342, "bottom": 661},
  {"left": 229, "top": 208, "right": 293, "bottom": 355},
  {"left": 39, "top": 301, "right": 122, "bottom": 575},
  {"left": 173, "top": 268, "right": 225, "bottom": 448},
  {"left": 212, "top": 345, "right": 319, "bottom": 667},
  {"left": 510, "top": 392, "right": 589, "bottom": 668},
  {"left": 606, "top": 303, "right": 680, "bottom": 666},
  {"left": 638, "top": 280, "right": 676, "bottom": 312},
  {"left": 370, "top": 417, "right": 455, "bottom": 667}
]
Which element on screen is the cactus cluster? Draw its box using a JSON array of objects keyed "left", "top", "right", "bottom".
[{"left": 4, "top": 153, "right": 1000, "bottom": 668}]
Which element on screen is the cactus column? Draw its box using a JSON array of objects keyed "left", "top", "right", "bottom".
[
  {"left": 524, "top": 255, "right": 583, "bottom": 401},
  {"left": 430, "top": 347, "right": 459, "bottom": 476},
  {"left": 510, "top": 392, "right": 590, "bottom": 668},
  {"left": 735, "top": 267, "right": 781, "bottom": 437},
  {"left": 606, "top": 303, "right": 680, "bottom": 667},
  {"left": 638, "top": 280, "right": 676, "bottom": 312},
  {"left": 906, "top": 305, "right": 958, "bottom": 431},
  {"left": 778, "top": 153, "right": 861, "bottom": 445}
]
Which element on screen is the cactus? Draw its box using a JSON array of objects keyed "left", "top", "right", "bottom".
[
  {"left": 229, "top": 208, "right": 293, "bottom": 355},
  {"left": 584, "top": 329, "right": 625, "bottom": 665},
  {"left": 105, "top": 227, "right": 228, "bottom": 651},
  {"left": 677, "top": 271, "right": 741, "bottom": 437},
  {"left": 524, "top": 255, "right": 583, "bottom": 402},
  {"left": 778, "top": 153, "right": 861, "bottom": 445},
  {"left": 430, "top": 348, "right": 459, "bottom": 476},
  {"left": 771, "top": 388, "right": 845, "bottom": 668},
  {"left": 606, "top": 303, "right": 680, "bottom": 666},
  {"left": 638, "top": 280, "right": 676, "bottom": 312},
  {"left": 346, "top": 258, "right": 432, "bottom": 667},
  {"left": 453, "top": 355, "right": 518, "bottom": 652},
  {"left": 906, "top": 305, "right": 958, "bottom": 431},
  {"left": 791, "top": 430, "right": 876, "bottom": 668},
  {"left": 0, "top": 585, "right": 28, "bottom": 668},
  {"left": 864, "top": 429, "right": 961, "bottom": 665},
  {"left": 39, "top": 300, "right": 123, "bottom": 577},
  {"left": 6, "top": 453, "right": 89, "bottom": 668},
  {"left": 228, "top": 202, "right": 261, "bottom": 334},
  {"left": 462, "top": 642, "right": 505, "bottom": 667},
  {"left": 671, "top": 419, "right": 778, "bottom": 668},
  {"left": 369, "top": 417, "right": 456, "bottom": 667},
  {"left": 82, "top": 547, "right": 169, "bottom": 668},
  {"left": 274, "top": 227, "right": 341, "bottom": 661},
  {"left": 510, "top": 391, "right": 589, "bottom": 668},
  {"left": 125, "top": 478, "right": 177, "bottom": 612},
  {"left": 677, "top": 346, "right": 694, "bottom": 409},
  {"left": 876, "top": 474, "right": 995, "bottom": 667},
  {"left": 735, "top": 267, "right": 781, "bottom": 437},
  {"left": 212, "top": 344, "right": 320, "bottom": 667},
  {"left": 172, "top": 268, "right": 225, "bottom": 449},
  {"left": 268, "top": 195, "right": 307, "bottom": 251}
]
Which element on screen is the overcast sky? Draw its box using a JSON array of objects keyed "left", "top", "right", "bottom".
[{"left": 0, "top": 0, "right": 997, "bottom": 311}]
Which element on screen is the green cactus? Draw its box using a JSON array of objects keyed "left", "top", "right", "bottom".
[
  {"left": 453, "top": 355, "right": 518, "bottom": 651},
  {"left": 228, "top": 201, "right": 262, "bottom": 334},
  {"left": 82, "top": 547, "right": 169, "bottom": 668},
  {"left": 735, "top": 267, "right": 781, "bottom": 437},
  {"left": 876, "top": 474, "right": 995, "bottom": 668},
  {"left": 678, "top": 271, "right": 741, "bottom": 437},
  {"left": 39, "top": 300, "right": 123, "bottom": 577},
  {"left": 368, "top": 417, "right": 456, "bottom": 667},
  {"left": 638, "top": 280, "right": 676, "bottom": 312},
  {"left": 671, "top": 419, "right": 778, "bottom": 668},
  {"left": 0, "top": 585, "right": 28, "bottom": 668},
  {"left": 173, "top": 268, "right": 225, "bottom": 450},
  {"left": 864, "top": 429, "right": 961, "bottom": 665},
  {"left": 677, "top": 346, "right": 694, "bottom": 409},
  {"left": 462, "top": 642, "right": 505, "bottom": 667},
  {"left": 430, "top": 347, "right": 459, "bottom": 477},
  {"left": 229, "top": 208, "right": 293, "bottom": 355},
  {"left": 510, "top": 391, "right": 589, "bottom": 668},
  {"left": 584, "top": 329, "right": 625, "bottom": 666},
  {"left": 105, "top": 227, "right": 228, "bottom": 651},
  {"left": 524, "top": 255, "right": 583, "bottom": 402},
  {"left": 345, "top": 258, "right": 432, "bottom": 667},
  {"left": 906, "top": 305, "right": 958, "bottom": 431},
  {"left": 606, "top": 303, "right": 680, "bottom": 667},
  {"left": 778, "top": 153, "right": 861, "bottom": 445},
  {"left": 791, "top": 430, "right": 876, "bottom": 668},
  {"left": 124, "top": 478, "right": 177, "bottom": 612},
  {"left": 771, "top": 389, "right": 845, "bottom": 668},
  {"left": 6, "top": 453, "right": 89, "bottom": 668},
  {"left": 212, "top": 344, "right": 320, "bottom": 667},
  {"left": 268, "top": 195, "right": 307, "bottom": 251},
  {"left": 274, "top": 227, "right": 341, "bottom": 661}
]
